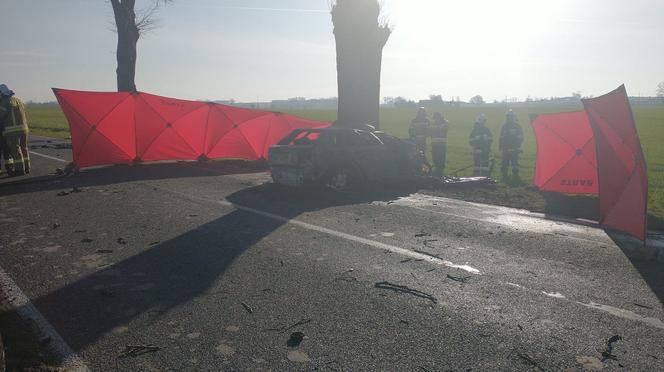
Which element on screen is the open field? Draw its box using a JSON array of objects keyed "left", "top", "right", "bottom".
[{"left": 25, "top": 104, "right": 664, "bottom": 223}]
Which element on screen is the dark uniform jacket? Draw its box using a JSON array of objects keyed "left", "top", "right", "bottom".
[
  {"left": 409, "top": 117, "right": 430, "bottom": 139},
  {"left": 469, "top": 124, "right": 492, "bottom": 151},
  {"left": 430, "top": 119, "right": 449, "bottom": 141},
  {"left": 499, "top": 121, "right": 523, "bottom": 150}
]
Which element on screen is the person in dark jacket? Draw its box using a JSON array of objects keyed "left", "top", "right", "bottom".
[
  {"left": 0, "top": 84, "right": 30, "bottom": 176},
  {"left": 469, "top": 114, "right": 492, "bottom": 176},
  {"left": 429, "top": 112, "right": 449, "bottom": 175},
  {"left": 499, "top": 109, "right": 523, "bottom": 178},
  {"left": 409, "top": 107, "right": 430, "bottom": 155}
]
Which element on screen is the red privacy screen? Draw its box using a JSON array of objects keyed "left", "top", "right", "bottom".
[
  {"left": 53, "top": 89, "right": 330, "bottom": 168},
  {"left": 531, "top": 85, "right": 648, "bottom": 240},
  {"left": 530, "top": 111, "right": 598, "bottom": 195},
  {"left": 583, "top": 85, "right": 648, "bottom": 241}
]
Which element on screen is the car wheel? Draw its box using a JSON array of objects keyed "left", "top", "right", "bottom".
[{"left": 325, "top": 166, "right": 361, "bottom": 191}]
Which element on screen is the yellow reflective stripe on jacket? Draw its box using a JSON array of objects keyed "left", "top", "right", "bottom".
[
  {"left": 3, "top": 126, "right": 28, "bottom": 135},
  {"left": 1, "top": 97, "right": 28, "bottom": 134}
]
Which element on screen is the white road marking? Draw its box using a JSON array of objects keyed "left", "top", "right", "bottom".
[
  {"left": 0, "top": 267, "right": 89, "bottom": 371},
  {"left": 217, "top": 199, "right": 482, "bottom": 274},
  {"left": 577, "top": 302, "right": 664, "bottom": 330},
  {"left": 29, "top": 150, "right": 69, "bottom": 163},
  {"left": 152, "top": 177, "right": 664, "bottom": 330},
  {"left": 504, "top": 281, "right": 664, "bottom": 330},
  {"left": 542, "top": 291, "right": 566, "bottom": 299}
]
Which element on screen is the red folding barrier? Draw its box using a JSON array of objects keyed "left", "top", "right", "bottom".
[{"left": 53, "top": 88, "right": 330, "bottom": 168}]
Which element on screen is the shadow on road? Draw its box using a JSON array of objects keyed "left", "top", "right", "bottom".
[
  {"left": 0, "top": 161, "right": 267, "bottom": 197},
  {"left": 28, "top": 180, "right": 419, "bottom": 353},
  {"left": 606, "top": 231, "right": 664, "bottom": 306}
]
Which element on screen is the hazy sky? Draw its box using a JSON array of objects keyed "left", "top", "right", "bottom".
[{"left": 2, "top": 0, "right": 663, "bottom": 102}]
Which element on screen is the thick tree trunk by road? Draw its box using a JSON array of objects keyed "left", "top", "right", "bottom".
[
  {"left": 332, "top": 0, "right": 390, "bottom": 129},
  {"left": 111, "top": 0, "right": 140, "bottom": 92}
]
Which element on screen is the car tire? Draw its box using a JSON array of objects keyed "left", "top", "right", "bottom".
[{"left": 324, "top": 165, "right": 363, "bottom": 192}]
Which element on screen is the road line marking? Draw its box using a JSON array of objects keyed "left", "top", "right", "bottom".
[
  {"left": 151, "top": 186, "right": 480, "bottom": 274},
  {"left": 504, "top": 281, "right": 664, "bottom": 330},
  {"left": 0, "top": 267, "right": 89, "bottom": 371},
  {"left": 217, "top": 199, "right": 481, "bottom": 274},
  {"left": 577, "top": 301, "right": 664, "bottom": 330},
  {"left": 29, "top": 151, "right": 70, "bottom": 163}
]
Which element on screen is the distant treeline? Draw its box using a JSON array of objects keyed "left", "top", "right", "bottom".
[{"left": 27, "top": 96, "right": 664, "bottom": 109}]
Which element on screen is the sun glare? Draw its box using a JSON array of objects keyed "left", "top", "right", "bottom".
[{"left": 381, "top": 0, "right": 572, "bottom": 98}]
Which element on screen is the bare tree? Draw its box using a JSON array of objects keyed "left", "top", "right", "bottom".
[
  {"left": 331, "top": 0, "right": 391, "bottom": 129},
  {"left": 110, "top": 0, "right": 170, "bottom": 92},
  {"left": 657, "top": 81, "right": 664, "bottom": 97},
  {"left": 469, "top": 95, "right": 484, "bottom": 105}
]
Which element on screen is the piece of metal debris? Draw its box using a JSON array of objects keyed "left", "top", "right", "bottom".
[
  {"left": 633, "top": 303, "right": 653, "bottom": 310},
  {"left": 287, "top": 332, "right": 305, "bottom": 347},
  {"left": 516, "top": 353, "right": 544, "bottom": 371},
  {"left": 374, "top": 281, "right": 437, "bottom": 303},
  {"left": 601, "top": 335, "right": 622, "bottom": 361},
  {"left": 119, "top": 344, "right": 162, "bottom": 358},
  {"left": 116, "top": 238, "right": 128, "bottom": 245},
  {"left": 446, "top": 274, "right": 470, "bottom": 283},
  {"left": 241, "top": 302, "right": 254, "bottom": 314}
]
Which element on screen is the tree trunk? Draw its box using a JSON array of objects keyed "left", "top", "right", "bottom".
[
  {"left": 111, "top": 0, "right": 140, "bottom": 92},
  {"left": 332, "top": 0, "right": 390, "bottom": 130}
]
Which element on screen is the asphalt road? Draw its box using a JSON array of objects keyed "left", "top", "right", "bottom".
[{"left": 1, "top": 136, "right": 663, "bottom": 371}]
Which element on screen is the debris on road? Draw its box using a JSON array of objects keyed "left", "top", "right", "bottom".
[
  {"left": 414, "top": 231, "right": 431, "bottom": 238},
  {"left": 413, "top": 249, "right": 441, "bottom": 260},
  {"left": 633, "top": 303, "right": 653, "bottom": 310},
  {"left": 287, "top": 332, "right": 305, "bottom": 347},
  {"left": 119, "top": 344, "right": 162, "bottom": 358},
  {"left": 81, "top": 238, "right": 93, "bottom": 243},
  {"left": 96, "top": 249, "right": 113, "bottom": 254},
  {"left": 149, "top": 241, "right": 160, "bottom": 246},
  {"left": 241, "top": 302, "right": 254, "bottom": 314},
  {"left": 374, "top": 281, "right": 438, "bottom": 303},
  {"left": 446, "top": 274, "right": 470, "bottom": 283},
  {"left": 52, "top": 223, "right": 60, "bottom": 229},
  {"left": 600, "top": 335, "right": 622, "bottom": 361},
  {"left": 116, "top": 238, "right": 128, "bottom": 245},
  {"left": 423, "top": 239, "right": 438, "bottom": 247},
  {"left": 516, "top": 353, "right": 544, "bottom": 371},
  {"left": 56, "top": 187, "right": 83, "bottom": 196}
]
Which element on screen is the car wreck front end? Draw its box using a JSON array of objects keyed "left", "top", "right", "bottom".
[{"left": 268, "top": 129, "right": 325, "bottom": 187}]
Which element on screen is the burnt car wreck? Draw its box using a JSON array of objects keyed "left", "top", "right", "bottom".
[
  {"left": 269, "top": 127, "right": 431, "bottom": 190},
  {"left": 268, "top": 126, "right": 495, "bottom": 192}
]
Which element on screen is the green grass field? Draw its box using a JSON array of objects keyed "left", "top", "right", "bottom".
[{"left": 25, "top": 104, "right": 664, "bottom": 222}]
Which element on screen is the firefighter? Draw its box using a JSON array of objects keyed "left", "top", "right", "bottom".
[
  {"left": 430, "top": 112, "right": 449, "bottom": 176},
  {"left": 0, "top": 84, "right": 30, "bottom": 176},
  {"left": 469, "top": 114, "right": 492, "bottom": 176},
  {"left": 409, "top": 107, "right": 430, "bottom": 154},
  {"left": 499, "top": 109, "right": 523, "bottom": 178}
]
